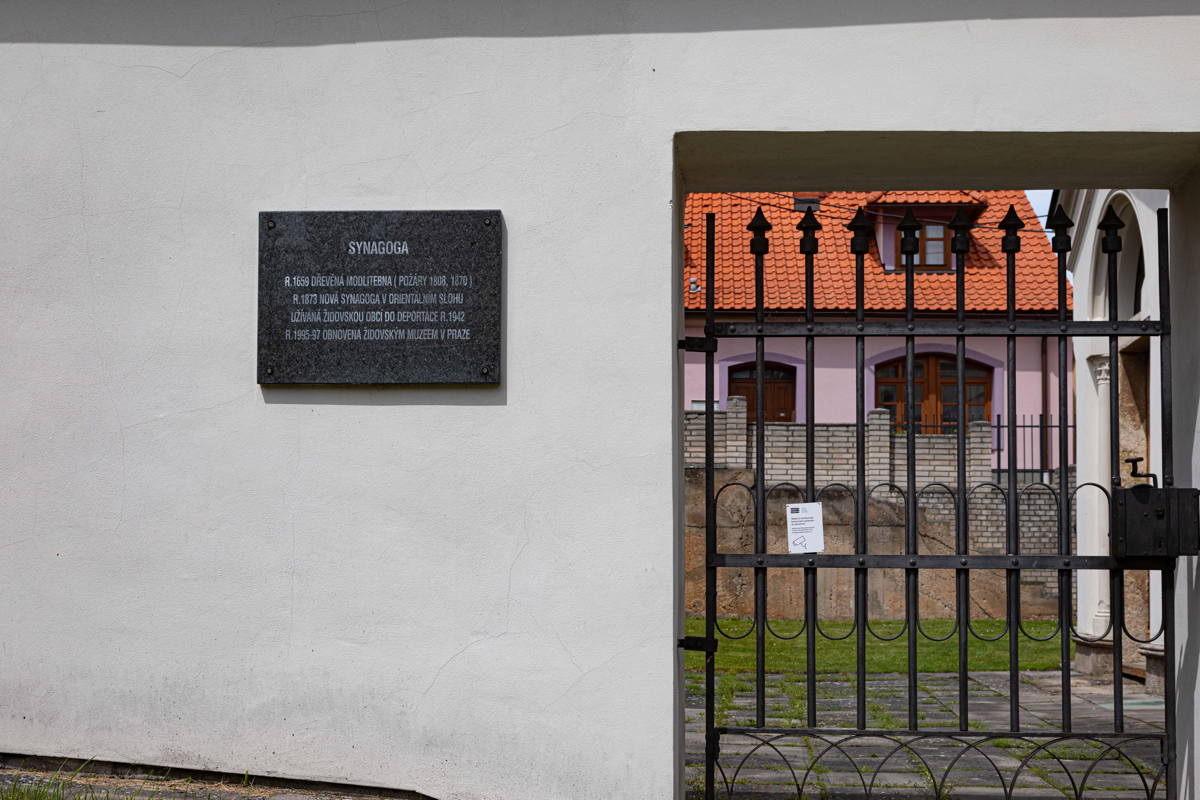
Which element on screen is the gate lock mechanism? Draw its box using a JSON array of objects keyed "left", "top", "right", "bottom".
[{"left": 1112, "top": 458, "right": 1200, "bottom": 558}]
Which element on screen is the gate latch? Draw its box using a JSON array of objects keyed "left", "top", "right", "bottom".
[
  {"left": 1112, "top": 459, "right": 1200, "bottom": 558},
  {"left": 677, "top": 636, "right": 718, "bottom": 653}
]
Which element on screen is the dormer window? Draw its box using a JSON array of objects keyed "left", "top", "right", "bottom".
[{"left": 893, "top": 220, "right": 949, "bottom": 270}]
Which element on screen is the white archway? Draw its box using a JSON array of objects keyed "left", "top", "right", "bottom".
[{"left": 1067, "top": 188, "right": 1169, "bottom": 675}]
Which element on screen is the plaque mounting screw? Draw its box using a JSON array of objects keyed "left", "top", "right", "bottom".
[
  {"left": 484, "top": 219, "right": 492, "bottom": 226},
  {"left": 481, "top": 366, "right": 490, "bottom": 376},
  {"left": 266, "top": 219, "right": 276, "bottom": 230},
  {"left": 266, "top": 366, "right": 274, "bottom": 375}
]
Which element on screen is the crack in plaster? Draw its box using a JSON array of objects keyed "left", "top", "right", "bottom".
[
  {"left": 540, "top": 637, "right": 653, "bottom": 711},
  {"left": 72, "top": 48, "right": 242, "bottom": 81}
]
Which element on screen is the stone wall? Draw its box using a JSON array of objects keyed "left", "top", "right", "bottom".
[
  {"left": 919, "top": 470, "right": 1077, "bottom": 604},
  {"left": 683, "top": 398, "right": 1078, "bottom": 620}
]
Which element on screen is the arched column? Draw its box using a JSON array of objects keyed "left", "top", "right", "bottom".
[{"left": 1078, "top": 354, "right": 1112, "bottom": 639}]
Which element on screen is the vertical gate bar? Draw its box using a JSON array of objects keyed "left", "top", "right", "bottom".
[
  {"left": 898, "top": 210, "right": 920, "bottom": 730},
  {"left": 1100, "top": 205, "right": 1125, "bottom": 732},
  {"left": 748, "top": 207, "right": 771, "bottom": 729},
  {"left": 803, "top": 550, "right": 817, "bottom": 727},
  {"left": 1110, "top": 564, "right": 1125, "bottom": 733},
  {"left": 799, "top": 207, "right": 821, "bottom": 728},
  {"left": 703, "top": 212, "right": 717, "bottom": 800},
  {"left": 854, "top": 339, "right": 867, "bottom": 730},
  {"left": 995, "top": 414, "right": 1002, "bottom": 471},
  {"left": 1007, "top": 279, "right": 1021, "bottom": 732},
  {"left": 955, "top": 307, "right": 968, "bottom": 732},
  {"left": 849, "top": 208, "right": 872, "bottom": 731},
  {"left": 1039, "top": 413, "right": 1047, "bottom": 476},
  {"left": 755, "top": 326, "right": 766, "bottom": 730},
  {"left": 955, "top": 314, "right": 969, "bottom": 730},
  {"left": 1000, "top": 205, "right": 1024, "bottom": 732},
  {"left": 1032, "top": 416, "right": 1037, "bottom": 473},
  {"left": 1157, "top": 208, "right": 1176, "bottom": 798},
  {"left": 949, "top": 208, "right": 972, "bottom": 731},
  {"left": 1048, "top": 203, "right": 1075, "bottom": 733},
  {"left": 1156, "top": 209, "right": 1175, "bottom": 488},
  {"left": 1164, "top": 565, "right": 1177, "bottom": 799}
]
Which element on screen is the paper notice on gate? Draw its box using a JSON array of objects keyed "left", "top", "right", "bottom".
[{"left": 785, "top": 503, "right": 825, "bottom": 554}]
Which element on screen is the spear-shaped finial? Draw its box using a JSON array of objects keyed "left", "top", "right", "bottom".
[
  {"left": 1046, "top": 203, "right": 1075, "bottom": 254},
  {"left": 797, "top": 205, "right": 821, "bottom": 255},
  {"left": 948, "top": 206, "right": 973, "bottom": 256},
  {"left": 846, "top": 207, "right": 873, "bottom": 255},
  {"left": 1098, "top": 204, "right": 1125, "bottom": 254},
  {"left": 998, "top": 204, "right": 1025, "bottom": 253},
  {"left": 747, "top": 207, "right": 772, "bottom": 255},
  {"left": 897, "top": 208, "right": 921, "bottom": 257}
]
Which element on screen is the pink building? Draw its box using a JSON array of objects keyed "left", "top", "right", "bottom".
[{"left": 681, "top": 190, "right": 1074, "bottom": 471}]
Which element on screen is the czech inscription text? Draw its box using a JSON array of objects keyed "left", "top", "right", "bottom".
[
  {"left": 281, "top": 273, "right": 473, "bottom": 342},
  {"left": 257, "top": 210, "right": 502, "bottom": 384}
]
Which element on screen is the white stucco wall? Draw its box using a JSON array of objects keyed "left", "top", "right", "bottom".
[
  {"left": 1164, "top": 171, "right": 1200, "bottom": 799},
  {"left": 4, "top": 4, "right": 1200, "bottom": 799}
]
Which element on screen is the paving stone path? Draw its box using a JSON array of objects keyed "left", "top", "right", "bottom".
[{"left": 684, "top": 670, "right": 1166, "bottom": 798}]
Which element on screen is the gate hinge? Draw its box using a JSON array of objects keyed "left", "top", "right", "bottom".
[
  {"left": 678, "top": 336, "right": 717, "bottom": 353},
  {"left": 677, "top": 636, "right": 718, "bottom": 653}
]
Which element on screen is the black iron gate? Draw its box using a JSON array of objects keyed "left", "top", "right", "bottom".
[{"left": 685, "top": 201, "right": 1195, "bottom": 798}]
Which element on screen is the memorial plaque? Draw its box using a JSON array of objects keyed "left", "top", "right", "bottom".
[{"left": 258, "top": 210, "right": 502, "bottom": 384}]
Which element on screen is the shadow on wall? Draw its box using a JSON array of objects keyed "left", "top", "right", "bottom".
[
  {"left": 261, "top": 383, "right": 505, "bottom": 407},
  {"left": 5, "top": 0, "right": 1199, "bottom": 45}
]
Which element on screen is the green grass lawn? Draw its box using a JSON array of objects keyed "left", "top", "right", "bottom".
[{"left": 684, "top": 617, "right": 1069, "bottom": 674}]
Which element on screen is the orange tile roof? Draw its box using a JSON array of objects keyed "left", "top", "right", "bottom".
[
  {"left": 683, "top": 190, "right": 1070, "bottom": 314},
  {"left": 866, "top": 189, "right": 986, "bottom": 205}
]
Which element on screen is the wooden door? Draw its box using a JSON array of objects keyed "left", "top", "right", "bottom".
[
  {"left": 728, "top": 362, "right": 796, "bottom": 422},
  {"left": 875, "top": 355, "right": 992, "bottom": 433}
]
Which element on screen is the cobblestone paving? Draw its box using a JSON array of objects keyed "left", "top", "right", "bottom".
[{"left": 685, "top": 671, "right": 1166, "bottom": 798}]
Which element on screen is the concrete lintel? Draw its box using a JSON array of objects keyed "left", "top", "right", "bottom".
[{"left": 676, "top": 131, "right": 1200, "bottom": 193}]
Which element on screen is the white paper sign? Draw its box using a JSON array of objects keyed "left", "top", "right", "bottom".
[{"left": 786, "top": 502, "right": 825, "bottom": 554}]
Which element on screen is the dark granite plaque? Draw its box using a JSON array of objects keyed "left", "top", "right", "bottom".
[{"left": 258, "top": 210, "right": 502, "bottom": 384}]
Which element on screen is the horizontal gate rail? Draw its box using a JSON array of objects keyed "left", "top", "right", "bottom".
[
  {"left": 716, "top": 726, "right": 1159, "bottom": 738},
  {"left": 711, "top": 553, "right": 1173, "bottom": 570},
  {"left": 709, "top": 319, "right": 1163, "bottom": 337}
]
